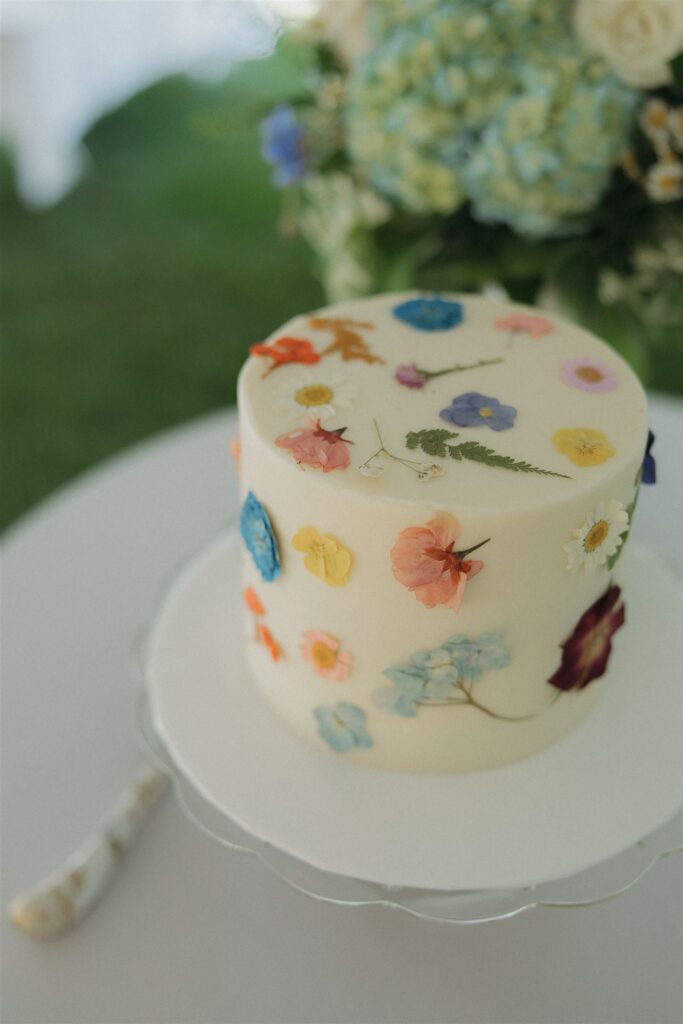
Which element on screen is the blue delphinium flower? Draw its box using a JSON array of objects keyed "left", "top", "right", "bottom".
[
  {"left": 240, "top": 491, "right": 281, "bottom": 582},
  {"left": 260, "top": 105, "right": 308, "bottom": 188},
  {"left": 313, "top": 702, "right": 373, "bottom": 752},
  {"left": 375, "top": 633, "right": 510, "bottom": 717},
  {"left": 440, "top": 392, "right": 517, "bottom": 432},
  {"left": 393, "top": 296, "right": 464, "bottom": 331},
  {"left": 641, "top": 430, "right": 656, "bottom": 485}
]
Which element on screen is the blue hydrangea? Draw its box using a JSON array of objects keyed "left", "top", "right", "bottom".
[
  {"left": 347, "top": 0, "right": 636, "bottom": 237},
  {"left": 260, "top": 105, "right": 308, "bottom": 188},
  {"left": 440, "top": 392, "right": 517, "bottom": 432},
  {"left": 375, "top": 633, "right": 510, "bottom": 717},
  {"left": 313, "top": 702, "right": 373, "bottom": 752},
  {"left": 393, "top": 296, "right": 464, "bottom": 331},
  {"left": 240, "top": 491, "right": 281, "bottom": 582}
]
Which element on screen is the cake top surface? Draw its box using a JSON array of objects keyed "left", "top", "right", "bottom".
[{"left": 238, "top": 292, "right": 648, "bottom": 514}]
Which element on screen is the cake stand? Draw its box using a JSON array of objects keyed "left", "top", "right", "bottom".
[{"left": 139, "top": 530, "right": 683, "bottom": 925}]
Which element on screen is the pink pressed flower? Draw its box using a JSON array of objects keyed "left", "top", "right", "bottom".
[
  {"left": 275, "top": 418, "right": 352, "bottom": 472},
  {"left": 390, "top": 511, "right": 488, "bottom": 613},
  {"left": 395, "top": 363, "right": 427, "bottom": 389},
  {"left": 495, "top": 313, "right": 554, "bottom": 338},
  {"left": 300, "top": 630, "right": 352, "bottom": 681},
  {"left": 561, "top": 358, "right": 618, "bottom": 393}
]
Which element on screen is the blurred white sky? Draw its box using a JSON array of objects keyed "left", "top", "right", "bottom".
[{"left": 0, "top": 0, "right": 321, "bottom": 206}]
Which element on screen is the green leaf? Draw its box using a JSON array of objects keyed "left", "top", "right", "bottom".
[
  {"left": 607, "top": 488, "right": 640, "bottom": 570},
  {"left": 405, "top": 431, "right": 571, "bottom": 479},
  {"left": 405, "top": 428, "right": 457, "bottom": 458},
  {"left": 670, "top": 53, "right": 683, "bottom": 97}
]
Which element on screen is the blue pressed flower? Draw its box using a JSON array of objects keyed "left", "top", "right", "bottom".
[
  {"left": 240, "top": 491, "right": 281, "bottom": 582},
  {"left": 260, "top": 105, "right": 308, "bottom": 188},
  {"left": 641, "top": 430, "right": 656, "bottom": 485},
  {"left": 313, "top": 702, "right": 373, "bottom": 752},
  {"left": 440, "top": 392, "right": 517, "bottom": 432},
  {"left": 392, "top": 296, "right": 464, "bottom": 332},
  {"left": 376, "top": 633, "right": 510, "bottom": 716},
  {"left": 443, "top": 633, "right": 510, "bottom": 685}
]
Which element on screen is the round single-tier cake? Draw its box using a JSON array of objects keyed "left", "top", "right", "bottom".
[{"left": 236, "top": 292, "right": 649, "bottom": 773}]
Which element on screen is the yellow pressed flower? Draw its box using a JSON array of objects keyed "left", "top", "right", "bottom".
[
  {"left": 552, "top": 428, "right": 616, "bottom": 468},
  {"left": 291, "top": 527, "right": 352, "bottom": 586}
]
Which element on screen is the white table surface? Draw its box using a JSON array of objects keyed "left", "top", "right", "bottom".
[{"left": 2, "top": 398, "right": 682, "bottom": 1024}]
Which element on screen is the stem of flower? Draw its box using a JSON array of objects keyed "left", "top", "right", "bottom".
[
  {"left": 425, "top": 358, "right": 504, "bottom": 380},
  {"left": 456, "top": 538, "right": 491, "bottom": 558}
]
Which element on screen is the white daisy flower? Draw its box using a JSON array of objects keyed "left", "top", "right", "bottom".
[
  {"left": 640, "top": 99, "right": 671, "bottom": 157},
  {"left": 645, "top": 159, "right": 683, "bottom": 202},
  {"left": 275, "top": 372, "right": 357, "bottom": 422},
  {"left": 564, "top": 500, "right": 630, "bottom": 575}
]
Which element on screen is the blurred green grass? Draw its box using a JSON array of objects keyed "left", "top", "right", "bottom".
[{"left": 0, "top": 57, "right": 323, "bottom": 532}]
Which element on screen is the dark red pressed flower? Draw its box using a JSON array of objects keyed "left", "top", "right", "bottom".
[{"left": 548, "top": 584, "right": 625, "bottom": 692}]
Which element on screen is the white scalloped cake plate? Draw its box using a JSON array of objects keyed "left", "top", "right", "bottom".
[{"left": 146, "top": 531, "right": 682, "bottom": 892}]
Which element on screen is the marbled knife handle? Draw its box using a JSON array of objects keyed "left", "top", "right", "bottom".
[{"left": 8, "top": 764, "right": 168, "bottom": 938}]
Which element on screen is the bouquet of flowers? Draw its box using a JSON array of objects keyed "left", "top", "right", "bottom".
[{"left": 259, "top": 0, "right": 683, "bottom": 383}]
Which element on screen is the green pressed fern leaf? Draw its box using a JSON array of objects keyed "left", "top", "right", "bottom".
[{"left": 406, "top": 430, "right": 571, "bottom": 480}]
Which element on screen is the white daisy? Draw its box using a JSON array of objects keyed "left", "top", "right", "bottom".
[
  {"left": 275, "top": 372, "right": 357, "bottom": 422},
  {"left": 564, "top": 500, "right": 630, "bottom": 575},
  {"left": 645, "top": 159, "right": 683, "bottom": 202}
]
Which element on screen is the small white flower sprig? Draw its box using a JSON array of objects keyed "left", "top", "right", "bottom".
[{"left": 359, "top": 420, "right": 445, "bottom": 482}]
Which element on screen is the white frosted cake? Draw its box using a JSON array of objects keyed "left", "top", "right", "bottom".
[{"left": 236, "top": 292, "right": 650, "bottom": 773}]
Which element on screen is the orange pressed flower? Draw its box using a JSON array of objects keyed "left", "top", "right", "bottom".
[
  {"left": 243, "top": 586, "right": 265, "bottom": 616},
  {"left": 229, "top": 436, "right": 242, "bottom": 474},
  {"left": 258, "top": 623, "right": 282, "bottom": 661},
  {"left": 249, "top": 336, "right": 321, "bottom": 377}
]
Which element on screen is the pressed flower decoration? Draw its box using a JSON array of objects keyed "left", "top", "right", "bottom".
[
  {"left": 563, "top": 499, "right": 630, "bottom": 574},
  {"left": 243, "top": 586, "right": 265, "bottom": 616},
  {"left": 243, "top": 586, "right": 282, "bottom": 660},
  {"left": 392, "top": 296, "right": 464, "bottom": 332},
  {"left": 373, "top": 633, "right": 538, "bottom": 721},
  {"left": 257, "top": 623, "right": 282, "bottom": 662},
  {"left": 291, "top": 527, "right": 352, "bottom": 587},
  {"left": 561, "top": 358, "right": 618, "bottom": 393},
  {"left": 229, "top": 436, "right": 241, "bottom": 475},
  {"left": 548, "top": 584, "right": 625, "bottom": 692},
  {"left": 495, "top": 312, "right": 554, "bottom": 343},
  {"left": 275, "top": 418, "right": 353, "bottom": 473},
  {"left": 642, "top": 430, "right": 656, "bottom": 485},
  {"left": 300, "top": 631, "right": 352, "bottom": 681},
  {"left": 313, "top": 702, "right": 372, "bottom": 752},
  {"left": 440, "top": 392, "right": 517, "bottom": 432},
  {"left": 359, "top": 420, "right": 445, "bottom": 482},
  {"left": 249, "top": 336, "right": 321, "bottom": 377},
  {"left": 309, "top": 316, "right": 385, "bottom": 365},
  {"left": 394, "top": 357, "right": 503, "bottom": 390},
  {"left": 405, "top": 429, "right": 571, "bottom": 478},
  {"left": 240, "top": 491, "right": 281, "bottom": 582},
  {"left": 552, "top": 428, "right": 616, "bottom": 467},
  {"left": 276, "top": 373, "right": 356, "bottom": 421},
  {"left": 390, "top": 511, "right": 489, "bottom": 613}
]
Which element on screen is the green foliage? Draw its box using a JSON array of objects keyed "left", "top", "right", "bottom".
[
  {"left": 406, "top": 430, "right": 571, "bottom": 479},
  {"left": 0, "top": 66, "right": 323, "bottom": 531}
]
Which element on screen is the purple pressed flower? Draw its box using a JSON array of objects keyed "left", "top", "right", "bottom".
[
  {"left": 641, "top": 430, "right": 656, "bottom": 485},
  {"left": 440, "top": 392, "right": 517, "bottom": 432},
  {"left": 260, "top": 105, "right": 308, "bottom": 187},
  {"left": 548, "top": 585, "right": 625, "bottom": 692},
  {"left": 395, "top": 363, "right": 428, "bottom": 389}
]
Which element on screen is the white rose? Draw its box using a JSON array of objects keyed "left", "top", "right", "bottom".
[
  {"left": 314, "top": 0, "right": 371, "bottom": 67},
  {"left": 574, "top": 0, "right": 683, "bottom": 88}
]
